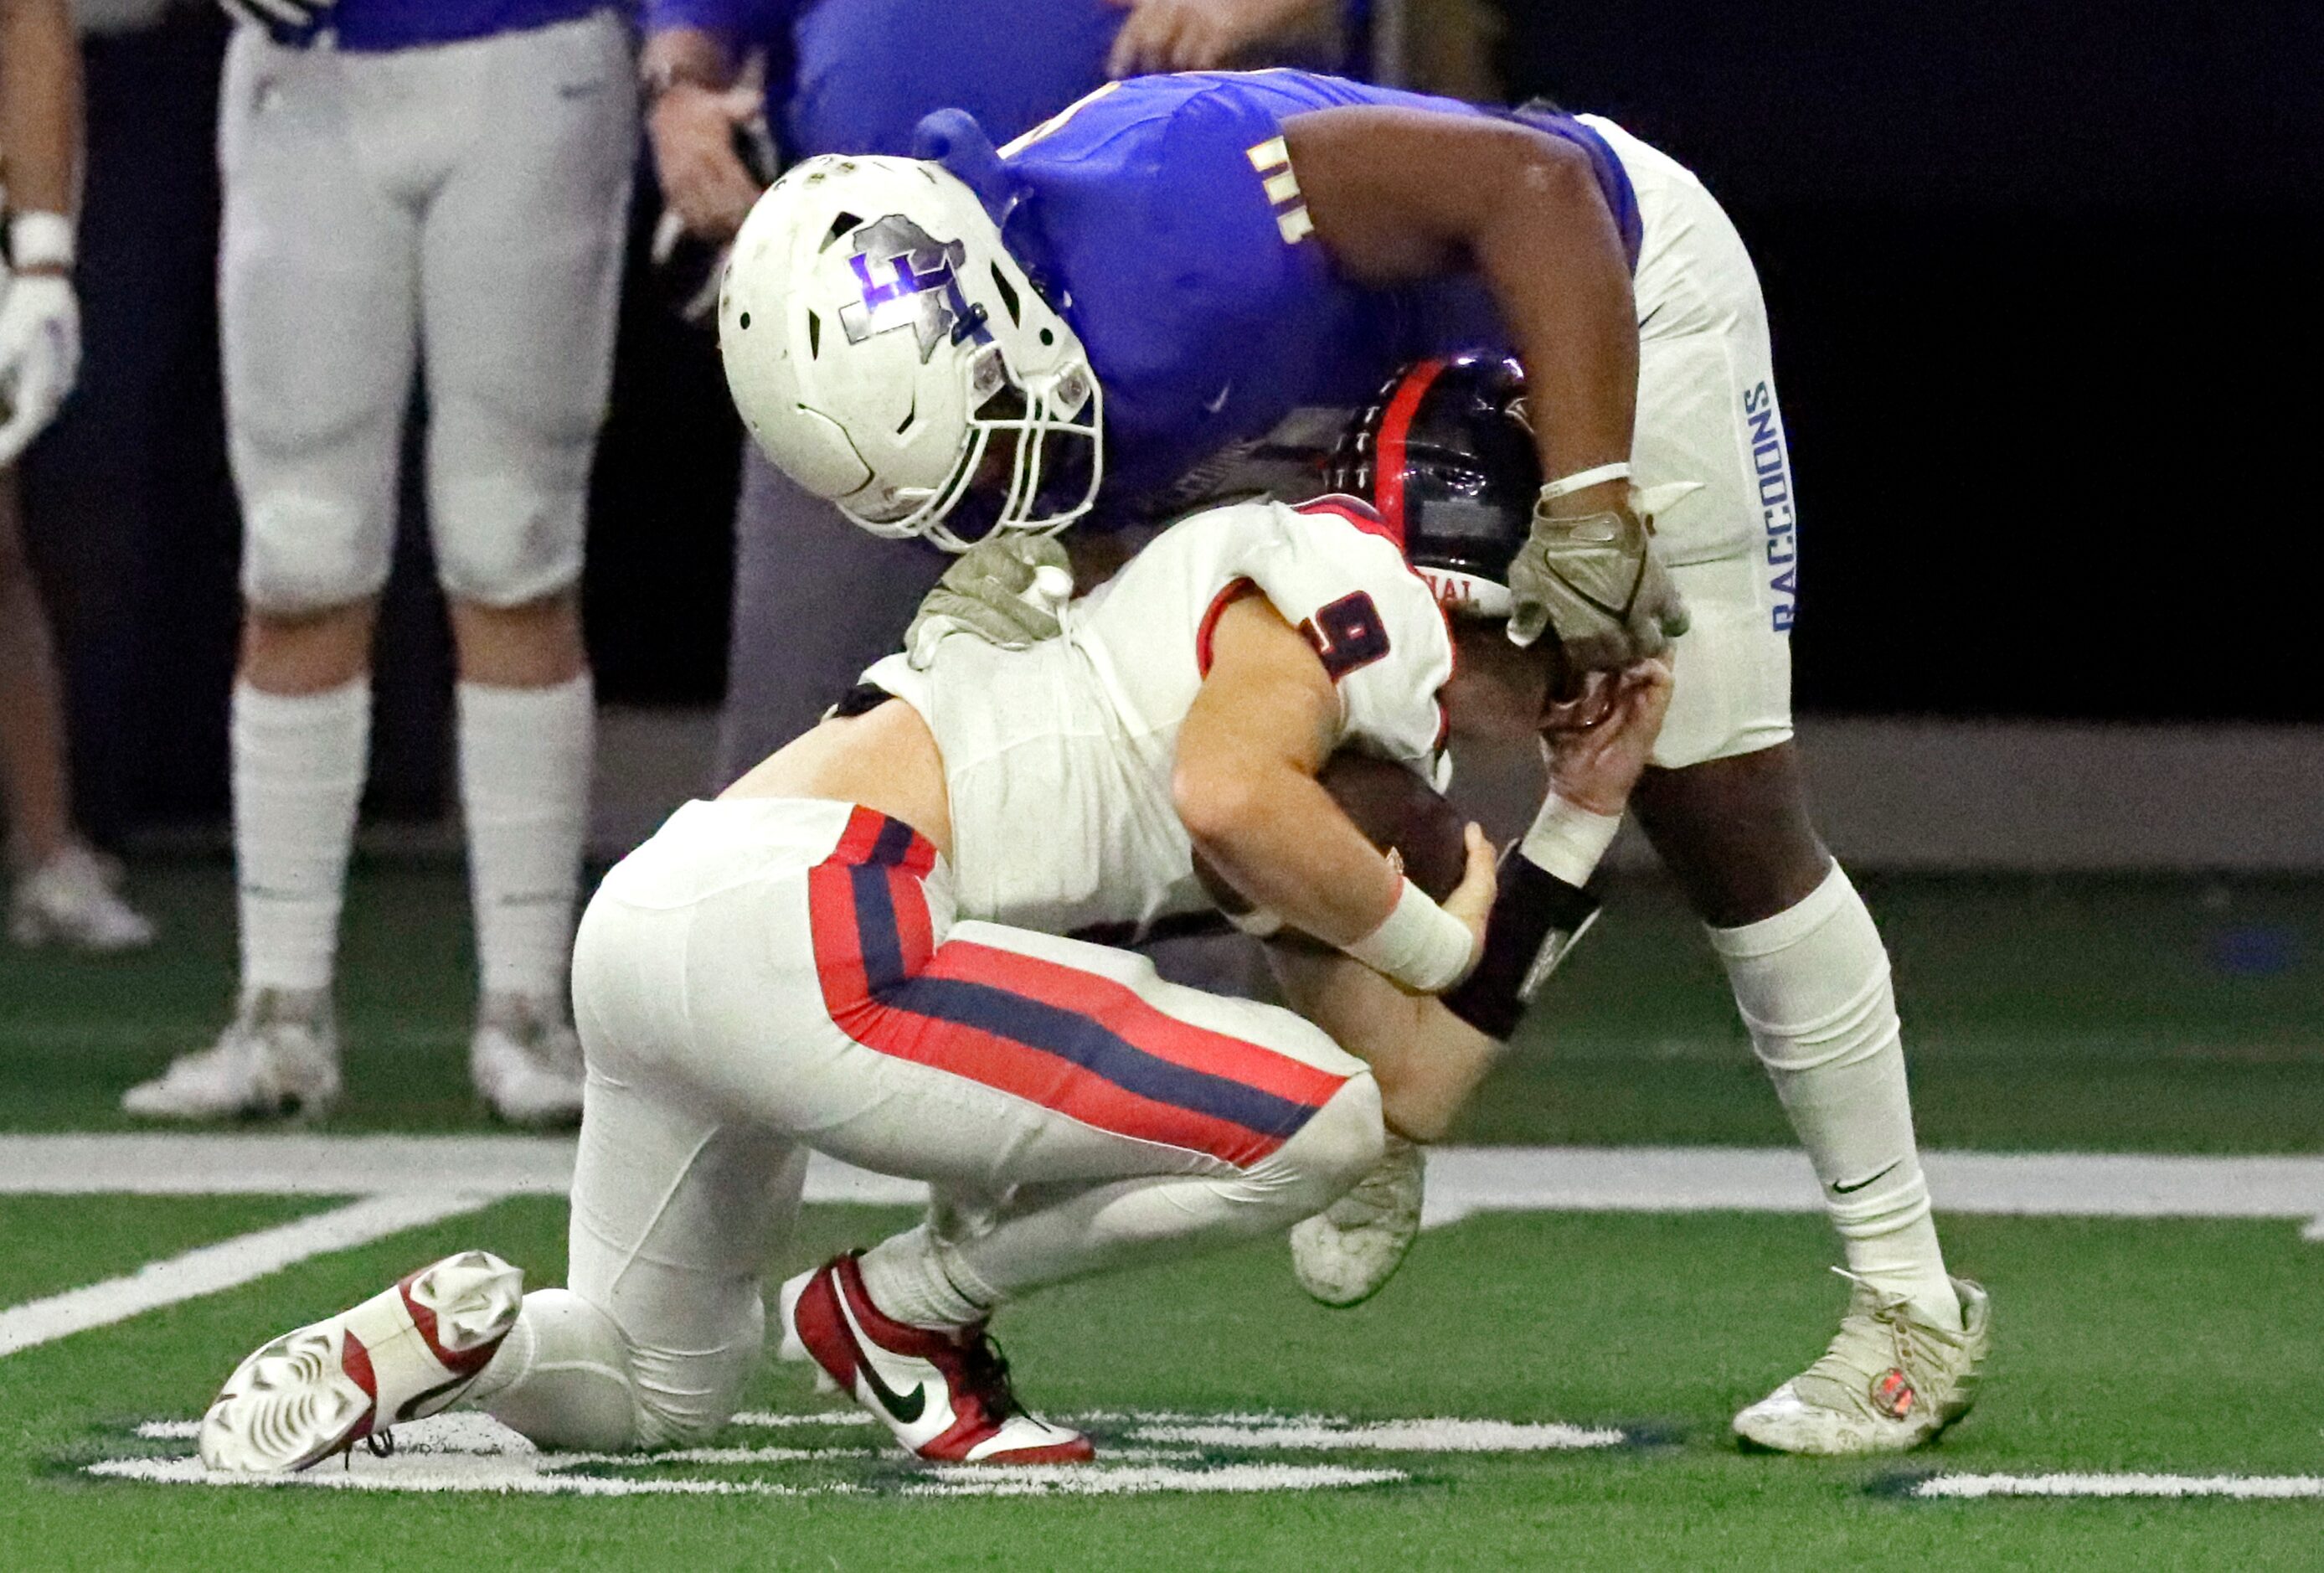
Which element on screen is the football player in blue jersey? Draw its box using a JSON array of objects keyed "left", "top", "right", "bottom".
[
  {"left": 719, "top": 70, "right": 1991, "bottom": 1456},
  {"left": 642, "top": 0, "right": 1351, "bottom": 775}
]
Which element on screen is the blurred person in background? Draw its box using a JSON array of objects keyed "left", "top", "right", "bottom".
[
  {"left": 640, "top": 0, "right": 1351, "bottom": 781},
  {"left": 122, "top": 0, "right": 637, "bottom": 1123},
  {"left": 0, "top": 0, "right": 153, "bottom": 951}
]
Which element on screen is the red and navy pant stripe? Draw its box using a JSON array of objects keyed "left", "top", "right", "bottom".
[{"left": 807, "top": 807, "right": 1346, "bottom": 1168}]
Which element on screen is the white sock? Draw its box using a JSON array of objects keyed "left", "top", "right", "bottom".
[
  {"left": 234, "top": 678, "right": 369, "bottom": 995},
  {"left": 1708, "top": 863, "right": 1960, "bottom": 1329},
  {"left": 858, "top": 1225, "right": 992, "bottom": 1332},
  {"left": 456, "top": 674, "right": 594, "bottom": 1005}
]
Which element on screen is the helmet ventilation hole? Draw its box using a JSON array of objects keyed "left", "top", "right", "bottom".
[
  {"left": 806, "top": 311, "right": 821, "bottom": 358},
  {"left": 990, "top": 265, "right": 1022, "bottom": 327},
  {"left": 821, "top": 213, "right": 861, "bottom": 252},
  {"left": 1038, "top": 327, "right": 1054, "bottom": 346},
  {"left": 737, "top": 311, "right": 751, "bottom": 331},
  {"left": 895, "top": 404, "right": 916, "bottom": 435}
]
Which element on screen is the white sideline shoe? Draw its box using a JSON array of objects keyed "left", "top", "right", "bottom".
[
  {"left": 471, "top": 993, "right": 584, "bottom": 1127},
  {"left": 1734, "top": 1273, "right": 1993, "bottom": 1456},
  {"left": 1291, "top": 1133, "right": 1425, "bottom": 1307},
  {"left": 199, "top": 1251, "right": 524, "bottom": 1472},
  {"left": 121, "top": 989, "right": 339, "bottom": 1121},
  {"left": 8, "top": 843, "right": 153, "bottom": 952}
]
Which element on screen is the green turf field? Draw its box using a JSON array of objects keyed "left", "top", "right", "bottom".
[{"left": 1, "top": 859, "right": 2319, "bottom": 1568}]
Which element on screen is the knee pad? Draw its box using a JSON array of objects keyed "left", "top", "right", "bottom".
[
  {"left": 429, "top": 470, "right": 586, "bottom": 606},
  {"left": 238, "top": 491, "right": 392, "bottom": 616}
]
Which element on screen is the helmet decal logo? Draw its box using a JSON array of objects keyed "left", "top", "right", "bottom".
[{"left": 838, "top": 214, "right": 987, "bottom": 364}]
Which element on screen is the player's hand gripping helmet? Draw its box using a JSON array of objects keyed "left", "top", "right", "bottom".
[
  {"left": 719, "top": 155, "right": 1101, "bottom": 551},
  {"left": 1324, "top": 353, "right": 1538, "bottom": 618}
]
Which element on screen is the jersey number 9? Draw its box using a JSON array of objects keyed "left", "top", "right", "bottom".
[{"left": 1301, "top": 592, "right": 1391, "bottom": 680}]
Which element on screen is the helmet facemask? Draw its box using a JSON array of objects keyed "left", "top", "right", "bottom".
[{"left": 863, "top": 343, "right": 1103, "bottom": 550}]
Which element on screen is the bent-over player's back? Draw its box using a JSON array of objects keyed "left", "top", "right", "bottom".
[{"left": 862, "top": 496, "right": 1456, "bottom": 938}]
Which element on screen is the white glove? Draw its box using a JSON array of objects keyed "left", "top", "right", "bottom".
[{"left": 0, "top": 272, "right": 80, "bottom": 468}]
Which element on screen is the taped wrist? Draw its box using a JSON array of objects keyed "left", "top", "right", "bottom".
[
  {"left": 1342, "top": 876, "right": 1474, "bottom": 993},
  {"left": 1440, "top": 797, "right": 1615, "bottom": 1039},
  {"left": 1520, "top": 793, "right": 1623, "bottom": 886}
]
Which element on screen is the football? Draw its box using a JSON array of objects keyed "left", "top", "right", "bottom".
[{"left": 1193, "top": 750, "right": 1469, "bottom": 920}]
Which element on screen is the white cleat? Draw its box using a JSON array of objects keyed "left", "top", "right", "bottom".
[
  {"left": 471, "top": 993, "right": 585, "bottom": 1127},
  {"left": 8, "top": 843, "right": 153, "bottom": 952},
  {"left": 1734, "top": 1273, "right": 1993, "bottom": 1456},
  {"left": 1291, "top": 1132, "right": 1425, "bottom": 1307},
  {"left": 121, "top": 989, "right": 339, "bottom": 1121},
  {"left": 199, "top": 1251, "right": 524, "bottom": 1473}
]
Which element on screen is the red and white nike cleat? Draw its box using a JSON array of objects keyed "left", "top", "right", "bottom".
[
  {"left": 781, "top": 1253, "right": 1092, "bottom": 1465},
  {"left": 198, "top": 1251, "right": 523, "bottom": 1472}
]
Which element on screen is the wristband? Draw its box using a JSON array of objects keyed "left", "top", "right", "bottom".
[
  {"left": 8, "top": 212, "right": 74, "bottom": 271},
  {"left": 1342, "top": 876, "right": 1475, "bottom": 993},
  {"left": 1538, "top": 462, "right": 1631, "bottom": 502},
  {"left": 1519, "top": 793, "right": 1623, "bottom": 888}
]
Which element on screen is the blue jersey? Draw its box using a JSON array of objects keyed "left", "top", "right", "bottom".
[
  {"left": 927, "top": 71, "right": 1641, "bottom": 513},
  {"left": 313, "top": 0, "right": 620, "bottom": 51},
  {"left": 647, "top": 1, "right": 1357, "bottom": 160},
  {"left": 790, "top": 0, "right": 1122, "bottom": 157},
  {"left": 645, "top": 0, "right": 1121, "bottom": 168}
]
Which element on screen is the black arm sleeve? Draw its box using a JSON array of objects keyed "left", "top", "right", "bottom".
[{"left": 1440, "top": 853, "right": 1602, "bottom": 1040}]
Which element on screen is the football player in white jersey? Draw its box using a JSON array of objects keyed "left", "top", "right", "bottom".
[
  {"left": 121, "top": 0, "right": 638, "bottom": 1126},
  {"left": 194, "top": 485, "right": 1674, "bottom": 1472}
]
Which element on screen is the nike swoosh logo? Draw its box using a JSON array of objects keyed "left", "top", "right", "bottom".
[
  {"left": 394, "top": 1371, "right": 474, "bottom": 1423},
  {"left": 1203, "top": 382, "right": 1233, "bottom": 415},
  {"left": 835, "top": 1287, "right": 926, "bottom": 1425},
  {"left": 1832, "top": 1161, "right": 1901, "bottom": 1195}
]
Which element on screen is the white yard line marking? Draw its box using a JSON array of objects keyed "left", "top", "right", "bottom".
[
  {"left": 8, "top": 1137, "right": 2318, "bottom": 1235},
  {"left": 1130, "top": 1417, "right": 1623, "bottom": 1451},
  {"left": 904, "top": 1464, "right": 1404, "bottom": 1496},
  {"left": 7, "top": 1137, "right": 2321, "bottom": 1363},
  {"left": 1414, "top": 1146, "right": 2324, "bottom": 1239},
  {"left": 1914, "top": 1473, "right": 2324, "bottom": 1500},
  {"left": 85, "top": 1455, "right": 844, "bottom": 1498},
  {"left": 0, "top": 1135, "right": 921, "bottom": 1205},
  {"left": 0, "top": 1193, "right": 492, "bottom": 1358},
  {"left": 91, "top": 1411, "right": 1409, "bottom": 1498}
]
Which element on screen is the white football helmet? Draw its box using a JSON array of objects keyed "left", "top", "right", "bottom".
[{"left": 719, "top": 155, "right": 1102, "bottom": 550}]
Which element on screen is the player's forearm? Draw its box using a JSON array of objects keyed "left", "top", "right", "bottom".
[
  {"left": 1469, "top": 138, "right": 1636, "bottom": 498},
  {"left": 0, "top": 0, "right": 83, "bottom": 218},
  {"left": 1177, "top": 760, "right": 1402, "bottom": 946},
  {"left": 1289, "top": 111, "right": 1636, "bottom": 498},
  {"left": 1265, "top": 945, "right": 1497, "bottom": 1142}
]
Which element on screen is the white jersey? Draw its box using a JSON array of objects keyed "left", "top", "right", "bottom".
[{"left": 863, "top": 497, "right": 1454, "bottom": 936}]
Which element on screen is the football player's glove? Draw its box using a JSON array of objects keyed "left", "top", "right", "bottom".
[
  {"left": 904, "top": 531, "right": 1074, "bottom": 668},
  {"left": 1506, "top": 494, "right": 1689, "bottom": 665},
  {"left": 719, "top": 115, "right": 1102, "bottom": 550},
  {"left": 221, "top": 0, "right": 336, "bottom": 45},
  {"left": 0, "top": 271, "right": 79, "bottom": 468}
]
